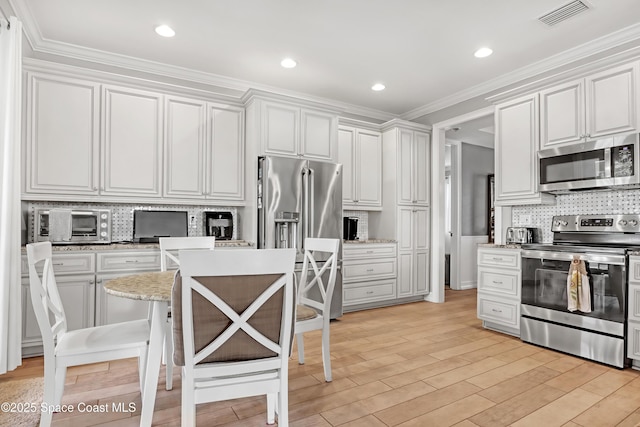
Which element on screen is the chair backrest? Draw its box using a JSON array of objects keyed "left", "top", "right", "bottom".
[
  {"left": 298, "top": 238, "right": 340, "bottom": 315},
  {"left": 159, "top": 236, "right": 216, "bottom": 271},
  {"left": 26, "top": 242, "right": 68, "bottom": 349},
  {"left": 172, "top": 248, "right": 296, "bottom": 368}
]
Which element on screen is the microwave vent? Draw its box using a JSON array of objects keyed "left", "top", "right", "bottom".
[{"left": 538, "top": 0, "right": 589, "bottom": 26}]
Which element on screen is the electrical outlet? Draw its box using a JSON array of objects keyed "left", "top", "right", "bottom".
[{"left": 189, "top": 215, "right": 197, "bottom": 228}]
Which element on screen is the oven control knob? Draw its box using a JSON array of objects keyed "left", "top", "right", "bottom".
[
  {"left": 559, "top": 220, "right": 568, "bottom": 226},
  {"left": 630, "top": 220, "right": 638, "bottom": 227},
  {"left": 619, "top": 220, "right": 628, "bottom": 226}
]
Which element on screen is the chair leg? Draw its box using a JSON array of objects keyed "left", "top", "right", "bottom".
[
  {"left": 296, "top": 333, "right": 305, "bottom": 364},
  {"left": 165, "top": 318, "right": 174, "bottom": 390},
  {"left": 181, "top": 368, "right": 196, "bottom": 427},
  {"left": 321, "top": 326, "right": 332, "bottom": 382},
  {"left": 138, "top": 347, "right": 148, "bottom": 395},
  {"left": 54, "top": 365, "right": 67, "bottom": 405},
  {"left": 266, "top": 393, "right": 276, "bottom": 425},
  {"left": 278, "top": 385, "right": 289, "bottom": 427},
  {"left": 41, "top": 357, "right": 56, "bottom": 427}
]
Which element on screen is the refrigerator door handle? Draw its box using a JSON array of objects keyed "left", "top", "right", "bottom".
[
  {"left": 308, "top": 167, "right": 315, "bottom": 239},
  {"left": 301, "top": 167, "right": 309, "bottom": 256}
]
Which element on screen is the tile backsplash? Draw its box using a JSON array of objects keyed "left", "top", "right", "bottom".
[
  {"left": 512, "top": 189, "right": 640, "bottom": 243},
  {"left": 26, "top": 201, "right": 237, "bottom": 243},
  {"left": 343, "top": 210, "right": 368, "bottom": 241}
]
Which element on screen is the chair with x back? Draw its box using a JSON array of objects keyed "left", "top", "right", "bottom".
[
  {"left": 295, "top": 238, "right": 340, "bottom": 382},
  {"left": 172, "top": 248, "right": 296, "bottom": 426},
  {"left": 26, "top": 242, "right": 150, "bottom": 427},
  {"left": 159, "top": 236, "right": 215, "bottom": 390}
]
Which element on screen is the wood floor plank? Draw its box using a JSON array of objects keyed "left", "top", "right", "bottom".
[{"left": 509, "top": 388, "right": 603, "bottom": 427}]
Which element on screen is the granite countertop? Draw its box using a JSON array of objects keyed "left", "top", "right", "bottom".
[
  {"left": 478, "top": 243, "right": 522, "bottom": 249},
  {"left": 23, "top": 240, "right": 254, "bottom": 252},
  {"left": 103, "top": 270, "right": 175, "bottom": 301},
  {"left": 343, "top": 239, "right": 397, "bottom": 244}
]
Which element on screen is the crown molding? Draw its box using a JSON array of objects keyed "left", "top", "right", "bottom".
[
  {"left": 402, "top": 22, "right": 640, "bottom": 120},
  {"left": 380, "top": 118, "right": 432, "bottom": 133}
]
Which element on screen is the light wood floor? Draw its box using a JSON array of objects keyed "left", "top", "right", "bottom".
[{"left": 3, "top": 288, "right": 640, "bottom": 426}]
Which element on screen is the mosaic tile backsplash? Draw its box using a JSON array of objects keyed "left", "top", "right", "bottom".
[
  {"left": 26, "top": 202, "right": 237, "bottom": 243},
  {"left": 512, "top": 189, "right": 640, "bottom": 243},
  {"left": 343, "top": 210, "right": 368, "bottom": 241}
]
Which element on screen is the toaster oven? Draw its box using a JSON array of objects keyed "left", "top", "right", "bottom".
[{"left": 35, "top": 208, "right": 111, "bottom": 244}]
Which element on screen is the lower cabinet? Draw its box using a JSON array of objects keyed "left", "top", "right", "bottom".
[
  {"left": 343, "top": 243, "right": 398, "bottom": 311},
  {"left": 628, "top": 257, "right": 640, "bottom": 368},
  {"left": 476, "top": 246, "right": 521, "bottom": 336}
]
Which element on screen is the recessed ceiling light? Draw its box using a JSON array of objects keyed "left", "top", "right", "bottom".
[
  {"left": 155, "top": 25, "right": 175, "bottom": 38},
  {"left": 281, "top": 58, "right": 297, "bottom": 68},
  {"left": 371, "top": 83, "right": 386, "bottom": 91},
  {"left": 474, "top": 47, "right": 493, "bottom": 58}
]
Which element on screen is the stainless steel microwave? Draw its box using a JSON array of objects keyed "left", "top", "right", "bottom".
[
  {"left": 538, "top": 133, "right": 640, "bottom": 193},
  {"left": 35, "top": 209, "right": 111, "bottom": 244}
]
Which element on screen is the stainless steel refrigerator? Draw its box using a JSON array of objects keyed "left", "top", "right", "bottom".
[{"left": 257, "top": 155, "right": 343, "bottom": 318}]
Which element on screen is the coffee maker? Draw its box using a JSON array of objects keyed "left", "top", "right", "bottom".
[
  {"left": 343, "top": 217, "right": 358, "bottom": 240},
  {"left": 204, "top": 211, "right": 234, "bottom": 240}
]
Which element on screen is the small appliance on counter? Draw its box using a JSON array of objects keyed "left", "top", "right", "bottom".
[
  {"left": 204, "top": 211, "right": 234, "bottom": 240},
  {"left": 133, "top": 210, "right": 187, "bottom": 243},
  {"left": 343, "top": 217, "right": 358, "bottom": 240},
  {"left": 35, "top": 208, "right": 111, "bottom": 244},
  {"left": 505, "top": 227, "right": 539, "bottom": 244}
]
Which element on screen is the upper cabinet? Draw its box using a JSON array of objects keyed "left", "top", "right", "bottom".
[
  {"left": 338, "top": 125, "right": 382, "bottom": 210},
  {"left": 540, "top": 61, "right": 640, "bottom": 149},
  {"left": 494, "top": 94, "right": 555, "bottom": 206},
  {"left": 101, "top": 86, "right": 163, "bottom": 197},
  {"left": 388, "top": 127, "right": 430, "bottom": 206},
  {"left": 244, "top": 91, "right": 341, "bottom": 162},
  {"left": 24, "top": 72, "right": 100, "bottom": 196}
]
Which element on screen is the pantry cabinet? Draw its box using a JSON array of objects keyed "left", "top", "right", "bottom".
[
  {"left": 397, "top": 207, "right": 429, "bottom": 297},
  {"left": 395, "top": 128, "right": 430, "bottom": 206},
  {"left": 24, "top": 72, "right": 100, "bottom": 196},
  {"left": 101, "top": 85, "right": 163, "bottom": 197},
  {"left": 338, "top": 125, "right": 382, "bottom": 210},
  {"left": 494, "top": 93, "right": 555, "bottom": 206},
  {"left": 540, "top": 61, "right": 640, "bottom": 149},
  {"left": 163, "top": 96, "right": 245, "bottom": 202}
]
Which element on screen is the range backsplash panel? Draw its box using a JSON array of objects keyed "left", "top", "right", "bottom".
[
  {"left": 26, "top": 202, "right": 237, "bottom": 243},
  {"left": 512, "top": 189, "right": 640, "bottom": 243}
]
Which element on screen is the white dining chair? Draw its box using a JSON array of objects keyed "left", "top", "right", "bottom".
[
  {"left": 295, "top": 238, "right": 340, "bottom": 382},
  {"left": 159, "top": 236, "right": 215, "bottom": 390},
  {"left": 26, "top": 242, "right": 150, "bottom": 427},
  {"left": 172, "top": 248, "right": 296, "bottom": 427}
]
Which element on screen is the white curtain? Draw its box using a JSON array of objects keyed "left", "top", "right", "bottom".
[{"left": 0, "top": 16, "right": 23, "bottom": 374}]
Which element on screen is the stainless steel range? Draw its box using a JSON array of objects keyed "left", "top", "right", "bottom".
[{"left": 521, "top": 214, "right": 640, "bottom": 368}]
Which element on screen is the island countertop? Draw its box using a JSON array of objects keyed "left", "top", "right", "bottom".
[{"left": 22, "top": 240, "right": 254, "bottom": 252}]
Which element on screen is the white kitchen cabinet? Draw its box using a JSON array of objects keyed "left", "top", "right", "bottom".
[
  {"left": 163, "top": 96, "right": 245, "bottom": 202},
  {"left": 477, "top": 246, "right": 521, "bottom": 336},
  {"left": 628, "top": 257, "right": 640, "bottom": 366},
  {"left": 395, "top": 129, "right": 430, "bottom": 206},
  {"left": 494, "top": 94, "right": 555, "bottom": 206},
  {"left": 101, "top": 85, "right": 163, "bottom": 197},
  {"left": 24, "top": 72, "right": 100, "bottom": 196},
  {"left": 397, "top": 207, "right": 429, "bottom": 297},
  {"left": 343, "top": 243, "right": 397, "bottom": 310},
  {"left": 245, "top": 92, "right": 340, "bottom": 162},
  {"left": 338, "top": 125, "right": 382, "bottom": 210},
  {"left": 540, "top": 61, "right": 640, "bottom": 149},
  {"left": 21, "top": 252, "right": 96, "bottom": 357}
]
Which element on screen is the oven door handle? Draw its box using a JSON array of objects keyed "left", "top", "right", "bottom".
[{"left": 521, "top": 250, "right": 626, "bottom": 265}]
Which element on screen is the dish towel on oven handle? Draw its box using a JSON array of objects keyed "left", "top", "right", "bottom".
[{"left": 567, "top": 255, "right": 591, "bottom": 313}]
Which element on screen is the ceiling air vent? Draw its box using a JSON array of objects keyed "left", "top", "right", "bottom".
[{"left": 538, "top": 0, "right": 590, "bottom": 26}]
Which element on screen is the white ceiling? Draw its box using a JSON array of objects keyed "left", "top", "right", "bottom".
[{"left": 6, "top": 0, "right": 640, "bottom": 119}]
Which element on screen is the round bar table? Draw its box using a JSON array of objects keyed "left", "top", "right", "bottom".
[{"left": 104, "top": 270, "right": 176, "bottom": 427}]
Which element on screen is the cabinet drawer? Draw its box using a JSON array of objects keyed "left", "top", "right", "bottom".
[
  {"left": 478, "top": 267, "right": 520, "bottom": 298},
  {"left": 478, "top": 248, "right": 520, "bottom": 269},
  {"left": 22, "top": 253, "right": 95, "bottom": 275},
  {"left": 477, "top": 296, "right": 520, "bottom": 328},
  {"left": 343, "top": 244, "right": 396, "bottom": 259},
  {"left": 344, "top": 279, "right": 396, "bottom": 306},
  {"left": 97, "top": 251, "right": 161, "bottom": 272},
  {"left": 629, "top": 284, "right": 640, "bottom": 322},
  {"left": 630, "top": 257, "right": 640, "bottom": 282},
  {"left": 343, "top": 258, "right": 397, "bottom": 282}
]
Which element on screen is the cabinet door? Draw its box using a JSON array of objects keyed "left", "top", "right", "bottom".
[
  {"left": 338, "top": 126, "right": 356, "bottom": 204},
  {"left": 414, "top": 208, "right": 430, "bottom": 251},
  {"left": 495, "top": 94, "right": 549, "bottom": 205},
  {"left": 262, "top": 101, "right": 299, "bottom": 157},
  {"left": 164, "top": 96, "right": 206, "bottom": 198},
  {"left": 102, "top": 86, "right": 163, "bottom": 197},
  {"left": 540, "top": 79, "right": 584, "bottom": 148},
  {"left": 208, "top": 105, "right": 245, "bottom": 201},
  {"left": 301, "top": 109, "right": 337, "bottom": 161},
  {"left": 95, "top": 273, "right": 150, "bottom": 326},
  {"left": 397, "top": 129, "right": 415, "bottom": 205},
  {"left": 25, "top": 73, "right": 99, "bottom": 195},
  {"left": 415, "top": 250, "right": 429, "bottom": 295},
  {"left": 356, "top": 129, "right": 382, "bottom": 207},
  {"left": 587, "top": 61, "right": 639, "bottom": 139},
  {"left": 414, "top": 132, "right": 430, "bottom": 205},
  {"left": 397, "top": 251, "right": 413, "bottom": 297},
  {"left": 397, "top": 207, "right": 414, "bottom": 251}
]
